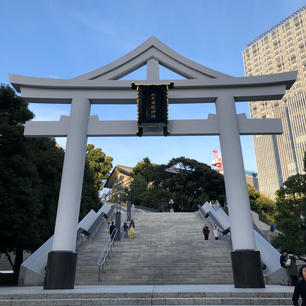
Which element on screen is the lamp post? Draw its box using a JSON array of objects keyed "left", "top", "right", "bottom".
[
  {"left": 115, "top": 202, "right": 121, "bottom": 241},
  {"left": 169, "top": 199, "right": 174, "bottom": 212}
]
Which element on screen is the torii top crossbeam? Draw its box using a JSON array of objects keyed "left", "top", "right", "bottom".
[
  {"left": 9, "top": 37, "right": 297, "bottom": 289},
  {"left": 10, "top": 36, "right": 296, "bottom": 137}
]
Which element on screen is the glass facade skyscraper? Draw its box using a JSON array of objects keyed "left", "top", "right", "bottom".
[{"left": 243, "top": 6, "right": 306, "bottom": 198}]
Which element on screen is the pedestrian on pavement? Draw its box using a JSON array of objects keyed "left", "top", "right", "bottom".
[
  {"left": 129, "top": 219, "right": 135, "bottom": 229},
  {"left": 286, "top": 252, "right": 298, "bottom": 286},
  {"left": 202, "top": 224, "right": 210, "bottom": 240},
  {"left": 292, "top": 265, "right": 306, "bottom": 306},
  {"left": 123, "top": 222, "right": 129, "bottom": 239},
  {"left": 107, "top": 222, "right": 110, "bottom": 233},
  {"left": 280, "top": 250, "right": 289, "bottom": 286},
  {"left": 213, "top": 224, "right": 219, "bottom": 240},
  {"left": 129, "top": 219, "right": 135, "bottom": 239},
  {"left": 109, "top": 221, "right": 116, "bottom": 239}
]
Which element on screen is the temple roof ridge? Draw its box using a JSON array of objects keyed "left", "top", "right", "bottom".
[{"left": 72, "top": 36, "right": 233, "bottom": 81}]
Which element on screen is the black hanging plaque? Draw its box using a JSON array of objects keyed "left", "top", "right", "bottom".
[{"left": 131, "top": 82, "right": 174, "bottom": 136}]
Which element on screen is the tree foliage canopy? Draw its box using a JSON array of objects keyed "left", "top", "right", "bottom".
[
  {"left": 247, "top": 184, "right": 276, "bottom": 224},
  {"left": 272, "top": 162, "right": 306, "bottom": 255},
  {"left": 86, "top": 144, "right": 113, "bottom": 191},
  {"left": 125, "top": 156, "right": 226, "bottom": 212},
  {"left": 0, "top": 85, "right": 111, "bottom": 281}
]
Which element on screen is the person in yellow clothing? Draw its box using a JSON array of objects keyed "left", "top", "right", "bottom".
[{"left": 129, "top": 219, "right": 135, "bottom": 239}]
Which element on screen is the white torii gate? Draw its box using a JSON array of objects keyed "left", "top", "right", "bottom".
[{"left": 10, "top": 37, "right": 296, "bottom": 289}]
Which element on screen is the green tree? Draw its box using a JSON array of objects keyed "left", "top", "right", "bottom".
[
  {"left": 138, "top": 188, "right": 171, "bottom": 211},
  {"left": 26, "top": 138, "right": 64, "bottom": 242},
  {"left": 0, "top": 84, "right": 42, "bottom": 279},
  {"left": 79, "top": 160, "right": 101, "bottom": 218},
  {"left": 247, "top": 184, "right": 276, "bottom": 224},
  {"left": 0, "top": 85, "right": 105, "bottom": 282},
  {"left": 129, "top": 174, "right": 148, "bottom": 205},
  {"left": 255, "top": 195, "right": 276, "bottom": 224},
  {"left": 272, "top": 169, "right": 306, "bottom": 256},
  {"left": 161, "top": 157, "right": 225, "bottom": 211},
  {"left": 132, "top": 157, "right": 154, "bottom": 184},
  {"left": 126, "top": 157, "right": 225, "bottom": 212},
  {"left": 248, "top": 184, "right": 260, "bottom": 212},
  {"left": 86, "top": 144, "right": 113, "bottom": 191}
]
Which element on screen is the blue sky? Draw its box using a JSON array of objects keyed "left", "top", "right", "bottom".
[{"left": 1, "top": 0, "right": 304, "bottom": 172}]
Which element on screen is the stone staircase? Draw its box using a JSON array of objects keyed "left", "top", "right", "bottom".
[
  {"left": 0, "top": 287, "right": 293, "bottom": 305},
  {"left": 75, "top": 210, "right": 234, "bottom": 285}
]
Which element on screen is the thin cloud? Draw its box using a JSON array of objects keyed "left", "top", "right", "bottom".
[
  {"left": 62, "top": 9, "right": 139, "bottom": 53},
  {"left": 47, "top": 74, "right": 60, "bottom": 79}
]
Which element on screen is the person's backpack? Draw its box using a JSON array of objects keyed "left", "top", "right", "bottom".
[{"left": 285, "top": 256, "right": 292, "bottom": 267}]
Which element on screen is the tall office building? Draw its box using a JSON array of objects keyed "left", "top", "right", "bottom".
[{"left": 243, "top": 6, "right": 306, "bottom": 199}]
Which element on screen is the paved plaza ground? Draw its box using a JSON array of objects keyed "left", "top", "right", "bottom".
[{"left": 0, "top": 284, "right": 294, "bottom": 295}]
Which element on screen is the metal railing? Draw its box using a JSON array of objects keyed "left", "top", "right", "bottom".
[
  {"left": 96, "top": 204, "right": 134, "bottom": 282},
  {"left": 97, "top": 228, "right": 118, "bottom": 282}
]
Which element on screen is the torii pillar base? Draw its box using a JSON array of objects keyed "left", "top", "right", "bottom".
[
  {"left": 44, "top": 251, "right": 77, "bottom": 289},
  {"left": 231, "top": 250, "right": 265, "bottom": 288}
]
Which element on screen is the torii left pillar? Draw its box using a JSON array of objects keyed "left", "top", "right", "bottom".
[{"left": 44, "top": 97, "right": 90, "bottom": 289}]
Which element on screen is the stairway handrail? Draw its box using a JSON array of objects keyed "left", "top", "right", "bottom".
[
  {"left": 97, "top": 228, "right": 118, "bottom": 282},
  {"left": 96, "top": 206, "right": 131, "bottom": 282}
]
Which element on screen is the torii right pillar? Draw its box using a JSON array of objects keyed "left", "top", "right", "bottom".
[{"left": 216, "top": 93, "right": 265, "bottom": 288}]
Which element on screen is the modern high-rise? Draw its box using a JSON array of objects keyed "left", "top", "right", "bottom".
[{"left": 243, "top": 6, "right": 306, "bottom": 199}]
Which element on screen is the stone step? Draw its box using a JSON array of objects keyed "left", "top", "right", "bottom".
[
  {"left": 77, "top": 275, "right": 234, "bottom": 279},
  {"left": 77, "top": 266, "right": 232, "bottom": 272},
  {"left": 76, "top": 267, "right": 233, "bottom": 274},
  {"left": 0, "top": 296, "right": 292, "bottom": 306},
  {"left": 77, "top": 251, "right": 232, "bottom": 256},
  {"left": 76, "top": 280, "right": 235, "bottom": 285},
  {"left": 7, "top": 291, "right": 288, "bottom": 298},
  {"left": 78, "top": 250, "right": 231, "bottom": 255}
]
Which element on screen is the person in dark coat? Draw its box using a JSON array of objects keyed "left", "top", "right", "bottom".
[
  {"left": 280, "top": 250, "right": 289, "bottom": 286},
  {"left": 292, "top": 265, "right": 306, "bottom": 306},
  {"left": 109, "top": 221, "right": 116, "bottom": 239},
  {"left": 123, "top": 222, "right": 129, "bottom": 239},
  {"left": 202, "top": 224, "right": 210, "bottom": 240},
  {"left": 287, "top": 252, "right": 298, "bottom": 286}
]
